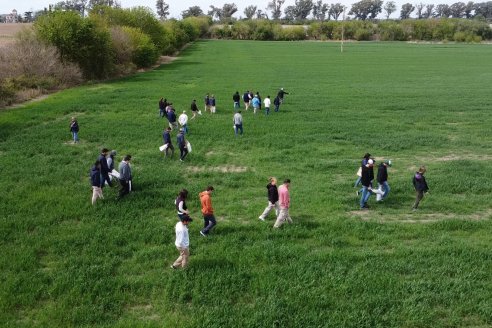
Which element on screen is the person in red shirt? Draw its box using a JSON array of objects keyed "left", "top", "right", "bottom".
[{"left": 199, "top": 186, "right": 216, "bottom": 236}]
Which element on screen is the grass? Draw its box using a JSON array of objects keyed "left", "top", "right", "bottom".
[{"left": 1, "top": 40, "right": 492, "bottom": 327}]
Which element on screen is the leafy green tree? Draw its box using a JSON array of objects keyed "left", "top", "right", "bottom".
[
  {"left": 284, "top": 0, "right": 314, "bottom": 21},
  {"left": 423, "top": 4, "right": 435, "bottom": 18},
  {"left": 450, "top": 2, "right": 466, "bottom": 17},
  {"left": 383, "top": 1, "right": 396, "bottom": 18},
  {"left": 329, "top": 3, "right": 345, "bottom": 20},
  {"left": 35, "top": 11, "right": 112, "bottom": 79},
  {"left": 244, "top": 5, "right": 257, "bottom": 19},
  {"left": 400, "top": 2, "right": 415, "bottom": 19},
  {"left": 267, "top": 0, "right": 285, "bottom": 20},
  {"left": 181, "top": 6, "right": 203, "bottom": 18},
  {"left": 349, "top": 0, "right": 383, "bottom": 20},
  {"left": 464, "top": 1, "right": 474, "bottom": 18},
  {"left": 155, "top": 0, "right": 169, "bottom": 20},
  {"left": 434, "top": 4, "right": 451, "bottom": 17},
  {"left": 312, "top": 0, "right": 329, "bottom": 20},
  {"left": 415, "top": 2, "right": 425, "bottom": 18}
]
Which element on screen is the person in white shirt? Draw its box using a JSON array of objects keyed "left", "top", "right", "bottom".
[
  {"left": 178, "top": 110, "right": 189, "bottom": 134},
  {"left": 171, "top": 215, "right": 193, "bottom": 269},
  {"left": 233, "top": 111, "right": 243, "bottom": 136},
  {"left": 264, "top": 96, "right": 271, "bottom": 115}
]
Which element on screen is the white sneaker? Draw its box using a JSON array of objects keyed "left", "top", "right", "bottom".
[{"left": 258, "top": 216, "right": 265, "bottom": 221}]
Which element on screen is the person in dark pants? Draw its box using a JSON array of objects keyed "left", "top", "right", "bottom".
[
  {"left": 359, "top": 159, "right": 375, "bottom": 210},
  {"left": 377, "top": 160, "right": 392, "bottom": 201},
  {"left": 177, "top": 128, "right": 188, "bottom": 161},
  {"left": 190, "top": 99, "right": 199, "bottom": 119},
  {"left": 273, "top": 95, "right": 281, "bottom": 112},
  {"left": 98, "top": 148, "right": 112, "bottom": 188},
  {"left": 412, "top": 166, "right": 429, "bottom": 211},
  {"left": 175, "top": 189, "right": 189, "bottom": 220},
  {"left": 159, "top": 98, "right": 168, "bottom": 118},
  {"left": 233, "top": 91, "right": 240, "bottom": 109},
  {"left": 90, "top": 161, "right": 103, "bottom": 205},
  {"left": 163, "top": 127, "right": 174, "bottom": 157},
  {"left": 199, "top": 186, "right": 216, "bottom": 236},
  {"left": 117, "top": 155, "right": 132, "bottom": 199},
  {"left": 243, "top": 90, "right": 251, "bottom": 110},
  {"left": 277, "top": 88, "right": 289, "bottom": 104},
  {"left": 167, "top": 107, "right": 178, "bottom": 130}
]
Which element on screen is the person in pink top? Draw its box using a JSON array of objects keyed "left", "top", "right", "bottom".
[{"left": 274, "top": 179, "right": 292, "bottom": 228}]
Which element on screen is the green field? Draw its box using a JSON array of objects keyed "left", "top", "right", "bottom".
[{"left": 1, "top": 41, "right": 492, "bottom": 327}]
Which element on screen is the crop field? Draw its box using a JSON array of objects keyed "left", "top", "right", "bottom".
[
  {"left": 1, "top": 40, "right": 492, "bottom": 327},
  {"left": 0, "top": 23, "right": 29, "bottom": 47}
]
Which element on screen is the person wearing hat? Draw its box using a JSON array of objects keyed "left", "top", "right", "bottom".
[
  {"left": 171, "top": 214, "right": 193, "bottom": 269},
  {"left": 377, "top": 160, "right": 392, "bottom": 201},
  {"left": 412, "top": 166, "right": 429, "bottom": 211},
  {"left": 178, "top": 110, "right": 189, "bottom": 134},
  {"left": 277, "top": 88, "right": 289, "bottom": 104},
  {"left": 199, "top": 186, "right": 216, "bottom": 236},
  {"left": 117, "top": 155, "right": 132, "bottom": 199},
  {"left": 360, "top": 159, "right": 375, "bottom": 210},
  {"left": 176, "top": 129, "right": 188, "bottom": 161}
]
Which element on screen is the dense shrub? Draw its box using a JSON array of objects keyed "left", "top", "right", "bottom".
[
  {"left": 252, "top": 20, "right": 275, "bottom": 40},
  {"left": 181, "top": 16, "right": 211, "bottom": 39},
  {"left": 378, "top": 21, "right": 407, "bottom": 41},
  {"left": 209, "top": 25, "right": 232, "bottom": 39},
  {"left": 109, "top": 26, "right": 136, "bottom": 73},
  {"left": 275, "top": 26, "right": 307, "bottom": 41},
  {"left": 231, "top": 21, "right": 255, "bottom": 39},
  {"left": 35, "top": 11, "right": 112, "bottom": 79},
  {"left": 122, "top": 26, "right": 158, "bottom": 68}
]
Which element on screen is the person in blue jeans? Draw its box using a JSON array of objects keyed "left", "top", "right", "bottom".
[
  {"left": 69, "top": 117, "right": 79, "bottom": 143},
  {"left": 354, "top": 153, "right": 371, "bottom": 188},
  {"left": 360, "top": 159, "right": 375, "bottom": 210},
  {"left": 273, "top": 96, "right": 281, "bottom": 112},
  {"left": 377, "top": 160, "right": 392, "bottom": 201},
  {"left": 233, "top": 111, "right": 243, "bottom": 136}
]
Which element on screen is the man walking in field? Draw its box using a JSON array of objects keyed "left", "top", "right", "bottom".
[
  {"left": 178, "top": 110, "right": 189, "bottom": 134},
  {"left": 162, "top": 127, "right": 174, "bottom": 157},
  {"left": 233, "top": 111, "right": 243, "bottom": 136},
  {"left": 117, "top": 155, "right": 132, "bottom": 199},
  {"left": 210, "top": 95, "right": 216, "bottom": 113},
  {"left": 264, "top": 96, "right": 271, "bottom": 115},
  {"left": 69, "top": 117, "right": 79, "bottom": 143},
  {"left": 90, "top": 161, "right": 103, "bottom": 205},
  {"left": 167, "top": 107, "right": 178, "bottom": 130},
  {"left": 190, "top": 99, "right": 199, "bottom": 119},
  {"left": 199, "top": 186, "right": 216, "bottom": 236},
  {"left": 177, "top": 128, "right": 188, "bottom": 161},
  {"left": 233, "top": 91, "right": 240, "bottom": 109},
  {"left": 251, "top": 94, "right": 261, "bottom": 114},
  {"left": 376, "top": 160, "right": 392, "bottom": 201},
  {"left": 277, "top": 87, "right": 289, "bottom": 104},
  {"left": 274, "top": 179, "right": 292, "bottom": 228},
  {"left": 204, "top": 94, "right": 211, "bottom": 113},
  {"left": 243, "top": 90, "right": 251, "bottom": 110},
  {"left": 412, "top": 166, "right": 429, "bottom": 211},
  {"left": 171, "top": 214, "right": 193, "bottom": 269},
  {"left": 273, "top": 95, "right": 281, "bottom": 112},
  {"left": 360, "top": 159, "right": 375, "bottom": 210},
  {"left": 259, "top": 177, "right": 279, "bottom": 221}
]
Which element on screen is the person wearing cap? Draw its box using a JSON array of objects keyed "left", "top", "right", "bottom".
[
  {"left": 233, "top": 111, "right": 243, "bottom": 136},
  {"left": 377, "top": 160, "right": 392, "bottom": 201},
  {"left": 277, "top": 88, "right": 289, "bottom": 104},
  {"left": 251, "top": 94, "right": 261, "bottom": 114},
  {"left": 274, "top": 179, "right": 292, "bottom": 228},
  {"left": 412, "top": 166, "right": 429, "bottom": 211},
  {"left": 199, "top": 186, "right": 216, "bottom": 236},
  {"left": 171, "top": 214, "right": 192, "bottom": 269},
  {"left": 233, "top": 91, "right": 241, "bottom": 109},
  {"left": 264, "top": 95, "right": 271, "bottom": 115},
  {"left": 162, "top": 127, "right": 174, "bottom": 157},
  {"left": 360, "top": 159, "right": 375, "bottom": 209},
  {"left": 178, "top": 110, "right": 189, "bottom": 134},
  {"left": 175, "top": 189, "right": 189, "bottom": 220},
  {"left": 176, "top": 129, "right": 188, "bottom": 161},
  {"left": 210, "top": 95, "right": 216, "bottom": 114},
  {"left": 90, "top": 161, "right": 103, "bottom": 205},
  {"left": 259, "top": 177, "right": 279, "bottom": 221},
  {"left": 190, "top": 99, "right": 199, "bottom": 119},
  {"left": 117, "top": 155, "right": 132, "bottom": 199},
  {"left": 69, "top": 117, "right": 79, "bottom": 143},
  {"left": 97, "top": 148, "right": 112, "bottom": 188}
]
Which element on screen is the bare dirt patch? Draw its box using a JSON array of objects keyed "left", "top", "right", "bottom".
[{"left": 188, "top": 165, "right": 248, "bottom": 173}]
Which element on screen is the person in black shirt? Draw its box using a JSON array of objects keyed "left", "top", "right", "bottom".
[
  {"left": 412, "top": 166, "right": 429, "bottom": 210},
  {"left": 258, "top": 177, "right": 280, "bottom": 221},
  {"left": 233, "top": 91, "right": 240, "bottom": 109}
]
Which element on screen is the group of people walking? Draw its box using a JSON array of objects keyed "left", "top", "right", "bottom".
[
  {"left": 235, "top": 88, "right": 288, "bottom": 115},
  {"left": 90, "top": 148, "right": 133, "bottom": 205},
  {"left": 355, "top": 153, "right": 429, "bottom": 211}
]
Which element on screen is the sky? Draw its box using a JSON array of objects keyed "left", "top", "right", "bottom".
[{"left": 0, "top": 0, "right": 465, "bottom": 19}]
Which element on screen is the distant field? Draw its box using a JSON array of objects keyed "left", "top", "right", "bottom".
[
  {"left": 1, "top": 41, "right": 492, "bottom": 327},
  {"left": 0, "top": 23, "right": 30, "bottom": 46}
]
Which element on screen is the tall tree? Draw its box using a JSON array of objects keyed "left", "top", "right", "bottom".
[
  {"left": 329, "top": 3, "right": 345, "bottom": 20},
  {"left": 415, "top": 2, "right": 425, "bottom": 18},
  {"left": 181, "top": 6, "right": 203, "bottom": 18},
  {"left": 449, "top": 2, "right": 466, "bottom": 17},
  {"left": 89, "top": 0, "right": 120, "bottom": 9},
  {"left": 267, "top": 0, "right": 285, "bottom": 20},
  {"left": 284, "top": 0, "right": 314, "bottom": 20},
  {"left": 244, "top": 5, "right": 257, "bottom": 19},
  {"left": 464, "top": 1, "right": 474, "bottom": 17},
  {"left": 208, "top": 3, "right": 237, "bottom": 21},
  {"left": 24, "top": 11, "right": 33, "bottom": 22},
  {"left": 434, "top": 3, "right": 451, "bottom": 17},
  {"left": 423, "top": 3, "right": 435, "bottom": 17},
  {"left": 400, "top": 2, "right": 415, "bottom": 18},
  {"left": 349, "top": 0, "right": 383, "bottom": 20},
  {"left": 383, "top": 1, "right": 396, "bottom": 18},
  {"left": 208, "top": 5, "right": 222, "bottom": 20},
  {"left": 312, "top": 0, "right": 329, "bottom": 20},
  {"left": 256, "top": 9, "right": 268, "bottom": 19},
  {"left": 155, "top": 0, "right": 169, "bottom": 20}
]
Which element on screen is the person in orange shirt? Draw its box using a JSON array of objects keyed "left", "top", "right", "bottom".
[{"left": 199, "top": 186, "right": 216, "bottom": 237}]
